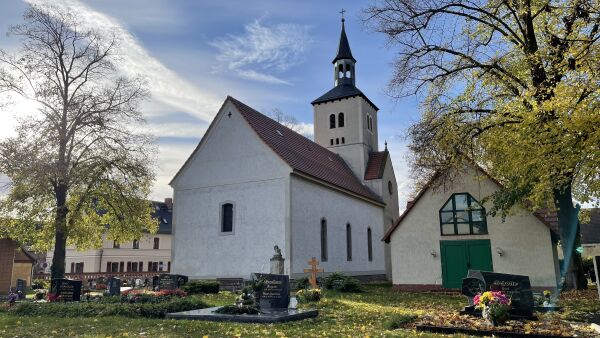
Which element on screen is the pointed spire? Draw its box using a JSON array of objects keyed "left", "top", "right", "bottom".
[{"left": 332, "top": 16, "right": 356, "bottom": 64}]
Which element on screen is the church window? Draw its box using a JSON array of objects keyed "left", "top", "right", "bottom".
[
  {"left": 341, "top": 137, "right": 345, "bottom": 144},
  {"left": 133, "top": 239, "right": 139, "bottom": 249},
  {"left": 321, "top": 219, "right": 328, "bottom": 262},
  {"left": 439, "top": 193, "right": 487, "bottom": 236},
  {"left": 367, "top": 227, "right": 373, "bottom": 261},
  {"left": 330, "top": 139, "right": 334, "bottom": 145},
  {"left": 336, "top": 138, "right": 339, "bottom": 145},
  {"left": 113, "top": 241, "right": 120, "bottom": 249},
  {"left": 338, "top": 113, "right": 344, "bottom": 127},
  {"left": 388, "top": 181, "right": 393, "bottom": 195},
  {"left": 221, "top": 203, "right": 234, "bottom": 233},
  {"left": 153, "top": 237, "right": 160, "bottom": 249},
  {"left": 346, "top": 223, "right": 352, "bottom": 261},
  {"left": 330, "top": 114, "right": 336, "bottom": 129}
]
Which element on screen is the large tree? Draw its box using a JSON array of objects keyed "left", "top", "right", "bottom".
[
  {"left": 0, "top": 5, "right": 157, "bottom": 279},
  {"left": 365, "top": 0, "right": 599, "bottom": 288}
]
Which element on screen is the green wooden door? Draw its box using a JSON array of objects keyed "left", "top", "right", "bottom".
[{"left": 440, "top": 240, "right": 493, "bottom": 288}]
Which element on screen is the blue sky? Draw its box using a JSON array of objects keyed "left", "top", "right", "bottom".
[{"left": 0, "top": 0, "right": 420, "bottom": 206}]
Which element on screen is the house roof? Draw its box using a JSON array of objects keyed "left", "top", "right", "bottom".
[
  {"left": 581, "top": 208, "right": 600, "bottom": 245},
  {"left": 382, "top": 165, "right": 560, "bottom": 243},
  {"left": 311, "top": 83, "right": 379, "bottom": 110},
  {"left": 364, "top": 150, "right": 389, "bottom": 180},
  {"left": 229, "top": 97, "right": 383, "bottom": 204},
  {"left": 14, "top": 246, "right": 36, "bottom": 263},
  {"left": 151, "top": 201, "right": 172, "bottom": 235},
  {"left": 332, "top": 19, "right": 355, "bottom": 63}
]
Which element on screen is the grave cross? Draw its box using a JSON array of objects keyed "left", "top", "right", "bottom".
[{"left": 303, "top": 257, "right": 324, "bottom": 289}]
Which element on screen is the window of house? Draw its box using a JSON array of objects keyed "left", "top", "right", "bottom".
[
  {"left": 70, "top": 262, "right": 74, "bottom": 273},
  {"left": 346, "top": 223, "right": 352, "bottom": 261},
  {"left": 221, "top": 203, "right": 234, "bottom": 233},
  {"left": 330, "top": 139, "right": 333, "bottom": 146},
  {"left": 388, "top": 181, "right": 393, "bottom": 195},
  {"left": 367, "top": 227, "right": 373, "bottom": 261},
  {"left": 439, "top": 193, "right": 488, "bottom": 236},
  {"left": 321, "top": 219, "right": 328, "bottom": 262},
  {"left": 330, "top": 114, "right": 336, "bottom": 129},
  {"left": 113, "top": 241, "right": 120, "bottom": 249},
  {"left": 75, "top": 262, "right": 84, "bottom": 273},
  {"left": 133, "top": 239, "right": 139, "bottom": 249},
  {"left": 108, "top": 262, "right": 119, "bottom": 273},
  {"left": 119, "top": 262, "right": 124, "bottom": 272},
  {"left": 159, "top": 261, "right": 164, "bottom": 272},
  {"left": 336, "top": 138, "right": 339, "bottom": 145},
  {"left": 338, "top": 113, "right": 345, "bottom": 127},
  {"left": 341, "top": 137, "right": 345, "bottom": 144},
  {"left": 153, "top": 237, "right": 160, "bottom": 249},
  {"left": 168, "top": 262, "right": 171, "bottom": 272}
]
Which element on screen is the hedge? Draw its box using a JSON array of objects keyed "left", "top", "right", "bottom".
[
  {"left": 2, "top": 296, "right": 207, "bottom": 318},
  {"left": 180, "top": 280, "right": 219, "bottom": 294}
]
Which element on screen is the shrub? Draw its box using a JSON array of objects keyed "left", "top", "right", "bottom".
[
  {"left": 383, "top": 314, "right": 418, "bottom": 330},
  {"left": 296, "top": 289, "right": 321, "bottom": 303},
  {"left": 181, "top": 280, "right": 219, "bottom": 294},
  {"left": 6, "top": 296, "right": 207, "bottom": 318},
  {"left": 34, "top": 289, "right": 47, "bottom": 300},
  {"left": 295, "top": 277, "right": 310, "bottom": 290},
  {"left": 322, "top": 273, "right": 363, "bottom": 293},
  {"left": 214, "top": 304, "right": 259, "bottom": 315},
  {"left": 31, "top": 279, "right": 50, "bottom": 290}
]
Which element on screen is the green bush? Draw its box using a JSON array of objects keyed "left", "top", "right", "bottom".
[
  {"left": 6, "top": 295, "right": 207, "bottom": 318},
  {"left": 214, "top": 304, "right": 259, "bottom": 315},
  {"left": 295, "top": 277, "right": 310, "bottom": 290},
  {"left": 383, "top": 314, "right": 418, "bottom": 330},
  {"left": 181, "top": 280, "right": 219, "bottom": 294},
  {"left": 296, "top": 289, "right": 321, "bottom": 303},
  {"left": 322, "top": 273, "right": 363, "bottom": 293}
]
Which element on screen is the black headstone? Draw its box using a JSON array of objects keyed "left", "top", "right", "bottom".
[
  {"left": 16, "top": 279, "right": 26, "bottom": 300},
  {"left": 107, "top": 277, "right": 121, "bottom": 296},
  {"left": 157, "top": 274, "right": 188, "bottom": 291},
  {"left": 461, "top": 270, "right": 534, "bottom": 317},
  {"left": 217, "top": 278, "right": 244, "bottom": 291},
  {"left": 51, "top": 279, "right": 82, "bottom": 302},
  {"left": 253, "top": 273, "right": 290, "bottom": 311}
]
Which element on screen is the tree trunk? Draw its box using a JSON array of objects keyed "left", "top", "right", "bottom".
[
  {"left": 553, "top": 184, "right": 586, "bottom": 290},
  {"left": 50, "top": 184, "right": 68, "bottom": 280}
]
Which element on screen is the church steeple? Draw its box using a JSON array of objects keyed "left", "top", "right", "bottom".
[{"left": 333, "top": 16, "right": 356, "bottom": 86}]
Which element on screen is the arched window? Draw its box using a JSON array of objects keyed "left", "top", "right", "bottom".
[
  {"left": 336, "top": 138, "right": 339, "bottom": 145},
  {"left": 388, "top": 181, "right": 393, "bottom": 195},
  {"left": 346, "top": 223, "right": 352, "bottom": 261},
  {"left": 341, "top": 137, "right": 345, "bottom": 144},
  {"left": 330, "top": 114, "right": 336, "bottom": 129},
  {"left": 330, "top": 139, "right": 334, "bottom": 145},
  {"left": 221, "top": 202, "right": 234, "bottom": 233},
  {"left": 321, "top": 219, "right": 328, "bottom": 262},
  {"left": 367, "top": 227, "right": 373, "bottom": 261},
  {"left": 439, "top": 193, "right": 487, "bottom": 235},
  {"left": 338, "top": 113, "right": 345, "bottom": 127}
]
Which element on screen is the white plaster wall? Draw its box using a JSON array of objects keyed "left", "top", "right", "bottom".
[
  {"left": 390, "top": 166, "right": 558, "bottom": 288},
  {"left": 312, "top": 96, "right": 377, "bottom": 180},
  {"left": 290, "top": 176, "right": 385, "bottom": 276},
  {"left": 171, "top": 102, "right": 291, "bottom": 279}
]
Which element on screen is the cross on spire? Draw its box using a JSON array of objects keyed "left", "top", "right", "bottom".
[{"left": 339, "top": 8, "right": 346, "bottom": 22}]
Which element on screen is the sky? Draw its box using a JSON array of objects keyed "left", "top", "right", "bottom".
[{"left": 0, "top": 0, "right": 421, "bottom": 209}]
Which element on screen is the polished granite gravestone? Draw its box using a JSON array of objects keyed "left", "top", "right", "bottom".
[
  {"left": 107, "top": 277, "right": 121, "bottom": 296},
  {"left": 167, "top": 273, "right": 318, "bottom": 323},
  {"left": 157, "top": 274, "right": 188, "bottom": 291},
  {"left": 461, "top": 270, "right": 535, "bottom": 318},
  {"left": 51, "top": 278, "right": 82, "bottom": 302}
]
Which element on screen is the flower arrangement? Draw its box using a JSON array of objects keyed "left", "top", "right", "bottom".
[
  {"left": 296, "top": 288, "right": 321, "bottom": 303},
  {"left": 474, "top": 291, "right": 511, "bottom": 326},
  {"left": 46, "top": 293, "right": 63, "bottom": 302},
  {"left": 7, "top": 290, "right": 18, "bottom": 306},
  {"left": 34, "top": 289, "right": 47, "bottom": 301}
]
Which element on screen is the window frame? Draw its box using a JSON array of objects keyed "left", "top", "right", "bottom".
[
  {"left": 220, "top": 201, "right": 236, "bottom": 235},
  {"left": 367, "top": 227, "right": 373, "bottom": 262},
  {"left": 338, "top": 112, "right": 345, "bottom": 128},
  {"left": 439, "top": 193, "right": 488, "bottom": 236},
  {"left": 320, "top": 218, "right": 328, "bottom": 262},
  {"left": 346, "top": 223, "right": 352, "bottom": 261},
  {"left": 133, "top": 239, "right": 139, "bottom": 249},
  {"left": 329, "top": 114, "right": 336, "bottom": 129},
  {"left": 153, "top": 237, "right": 160, "bottom": 249}
]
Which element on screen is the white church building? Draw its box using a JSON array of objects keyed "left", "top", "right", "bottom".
[{"left": 170, "top": 19, "right": 399, "bottom": 280}]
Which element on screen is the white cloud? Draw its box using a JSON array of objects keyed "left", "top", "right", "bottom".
[
  {"left": 24, "top": 0, "right": 222, "bottom": 121},
  {"left": 211, "top": 19, "right": 311, "bottom": 84}
]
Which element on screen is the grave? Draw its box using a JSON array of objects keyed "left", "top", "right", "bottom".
[
  {"left": 157, "top": 274, "right": 188, "bottom": 291},
  {"left": 217, "top": 278, "right": 244, "bottom": 291},
  {"left": 303, "top": 257, "right": 323, "bottom": 288},
  {"left": 107, "top": 277, "right": 121, "bottom": 296},
  {"left": 253, "top": 273, "right": 290, "bottom": 311},
  {"left": 16, "top": 279, "right": 26, "bottom": 300},
  {"left": 460, "top": 270, "right": 535, "bottom": 318},
  {"left": 51, "top": 278, "right": 82, "bottom": 302}
]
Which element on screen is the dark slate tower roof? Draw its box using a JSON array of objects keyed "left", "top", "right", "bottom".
[{"left": 332, "top": 19, "right": 356, "bottom": 63}]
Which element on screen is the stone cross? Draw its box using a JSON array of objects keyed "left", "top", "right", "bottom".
[{"left": 303, "top": 257, "right": 324, "bottom": 289}]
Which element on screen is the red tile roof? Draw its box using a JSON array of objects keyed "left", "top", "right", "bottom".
[
  {"left": 364, "top": 151, "right": 389, "bottom": 180},
  {"left": 382, "top": 165, "right": 560, "bottom": 243},
  {"left": 229, "top": 97, "right": 383, "bottom": 204}
]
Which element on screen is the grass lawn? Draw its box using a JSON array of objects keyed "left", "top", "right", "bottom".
[{"left": 0, "top": 284, "right": 468, "bottom": 338}]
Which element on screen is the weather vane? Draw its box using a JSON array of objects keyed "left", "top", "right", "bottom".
[{"left": 340, "top": 8, "right": 346, "bottom": 21}]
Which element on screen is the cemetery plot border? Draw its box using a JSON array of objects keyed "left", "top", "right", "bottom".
[{"left": 416, "top": 325, "right": 576, "bottom": 338}]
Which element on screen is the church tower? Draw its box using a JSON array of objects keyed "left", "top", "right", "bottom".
[{"left": 311, "top": 17, "right": 379, "bottom": 180}]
